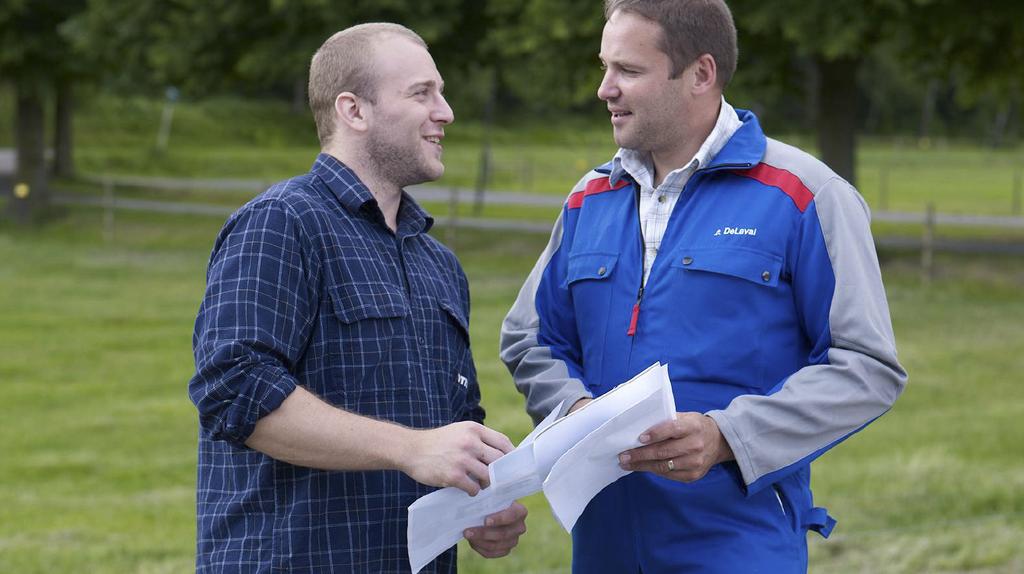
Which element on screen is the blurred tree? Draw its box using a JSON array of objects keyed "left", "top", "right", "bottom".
[
  {"left": 41, "top": 0, "right": 1024, "bottom": 193},
  {"left": 728, "top": 0, "right": 917, "bottom": 186},
  {"left": 484, "top": 0, "right": 605, "bottom": 114},
  {"left": 731, "top": 0, "right": 1024, "bottom": 183},
  {"left": 897, "top": 0, "right": 1024, "bottom": 147},
  {"left": 72, "top": 0, "right": 180, "bottom": 94},
  {"left": 0, "top": 0, "right": 88, "bottom": 223},
  {"left": 78, "top": 0, "right": 484, "bottom": 110}
]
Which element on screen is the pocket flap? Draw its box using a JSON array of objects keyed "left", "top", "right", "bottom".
[
  {"left": 670, "top": 247, "right": 782, "bottom": 287},
  {"left": 565, "top": 252, "right": 619, "bottom": 287},
  {"left": 437, "top": 297, "right": 470, "bottom": 341},
  {"left": 328, "top": 281, "right": 409, "bottom": 324}
]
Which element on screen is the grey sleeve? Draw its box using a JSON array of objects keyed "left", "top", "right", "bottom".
[
  {"left": 499, "top": 210, "right": 592, "bottom": 425},
  {"left": 707, "top": 177, "right": 907, "bottom": 491}
]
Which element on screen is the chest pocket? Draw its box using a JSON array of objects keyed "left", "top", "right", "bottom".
[
  {"left": 430, "top": 296, "right": 472, "bottom": 421},
  {"left": 669, "top": 246, "right": 782, "bottom": 287},
  {"left": 663, "top": 246, "right": 786, "bottom": 387},
  {"left": 322, "top": 280, "right": 410, "bottom": 409},
  {"left": 564, "top": 252, "right": 619, "bottom": 388}
]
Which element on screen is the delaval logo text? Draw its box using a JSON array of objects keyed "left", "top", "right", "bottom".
[{"left": 714, "top": 226, "right": 758, "bottom": 237}]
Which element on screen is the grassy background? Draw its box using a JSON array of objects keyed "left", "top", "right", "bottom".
[
  {"left": 1, "top": 205, "right": 1022, "bottom": 573},
  {"left": 2, "top": 92, "right": 1023, "bottom": 572}
]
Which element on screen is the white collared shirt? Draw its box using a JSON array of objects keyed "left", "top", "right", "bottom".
[{"left": 610, "top": 98, "right": 743, "bottom": 285}]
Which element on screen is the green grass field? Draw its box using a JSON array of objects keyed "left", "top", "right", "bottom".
[
  {"left": 69, "top": 137, "right": 1024, "bottom": 218},
  {"left": 1, "top": 201, "right": 1022, "bottom": 573}
]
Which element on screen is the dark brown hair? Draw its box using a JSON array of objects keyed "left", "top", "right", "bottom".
[{"left": 604, "top": 0, "right": 737, "bottom": 86}]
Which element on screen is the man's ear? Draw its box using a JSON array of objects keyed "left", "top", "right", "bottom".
[
  {"left": 690, "top": 54, "right": 719, "bottom": 95},
  {"left": 335, "top": 91, "right": 370, "bottom": 133}
]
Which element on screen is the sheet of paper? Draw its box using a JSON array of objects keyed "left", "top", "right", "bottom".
[
  {"left": 407, "top": 401, "right": 564, "bottom": 573},
  {"left": 531, "top": 362, "right": 666, "bottom": 478},
  {"left": 519, "top": 399, "right": 565, "bottom": 446},
  {"left": 542, "top": 365, "right": 676, "bottom": 531},
  {"left": 408, "top": 365, "right": 677, "bottom": 572}
]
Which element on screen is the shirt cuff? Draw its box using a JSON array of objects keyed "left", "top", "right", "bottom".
[{"left": 212, "top": 363, "right": 298, "bottom": 447}]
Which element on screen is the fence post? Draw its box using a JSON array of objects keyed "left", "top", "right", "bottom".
[
  {"left": 473, "top": 68, "right": 497, "bottom": 216},
  {"left": 446, "top": 186, "right": 458, "bottom": 249},
  {"left": 473, "top": 141, "right": 491, "bottom": 216},
  {"left": 879, "top": 164, "right": 889, "bottom": 211},
  {"left": 921, "top": 202, "right": 935, "bottom": 285},
  {"left": 1013, "top": 166, "right": 1022, "bottom": 216},
  {"left": 103, "top": 177, "right": 115, "bottom": 242}
]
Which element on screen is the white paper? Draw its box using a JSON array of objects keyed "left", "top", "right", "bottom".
[
  {"left": 519, "top": 400, "right": 565, "bottom": 446},
  {"left": 407, "top": 366, "right": 677, "bottom": 573},
  {"left": 407, "top": 402, "right": 564, "bottom": 573},
  {"left": 543, "top": 365, "right": 676, "bottom": 530},
  {"left": 530, "top": 363, "right": 666, "bottom": 477}
]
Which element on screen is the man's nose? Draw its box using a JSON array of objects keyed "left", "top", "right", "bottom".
[
  {"left": 433, "top": 94, "right": 454, "bottom": 125},
  {"left": 597, "top": 72, "right": 618, "bottom": 101}
]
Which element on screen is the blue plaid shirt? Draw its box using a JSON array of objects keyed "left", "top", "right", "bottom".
[{"left": 189, "top": 154, "right": 483, "bottom": 573}]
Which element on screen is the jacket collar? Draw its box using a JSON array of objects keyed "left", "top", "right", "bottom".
[
  {"left": 606, "top": 107, "right": 767, "bottom": 186},
  {"left": 702, "top": 108, "right": 766, "bottom": 171}
]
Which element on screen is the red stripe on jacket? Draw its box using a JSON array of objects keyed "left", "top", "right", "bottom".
[
  {"left": 734, "top": 163, "right": 814, "bottom": 213},
  {"left": 568, "top": 176, "right": 630, "bottom": 209}
]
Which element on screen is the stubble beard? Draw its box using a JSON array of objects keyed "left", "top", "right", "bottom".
[
  {"left": 366, "top": 130, "right": 442, "bottom": 190},
  {"left": 614, "top": 120, "right": 646, "bottom": 153}
]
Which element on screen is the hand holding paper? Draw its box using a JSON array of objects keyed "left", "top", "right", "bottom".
[
  {"left": 463, "top": 501, "right": 528, "bottom": 558},
  {"left": 407, "top": 363, "right": 677, "bottom": 573},
  {"left": 618, "top": 411, "right": 734, "bottom": 483},
  {"left": 538, "top": 363, "right": 676, "bottom": 530},
  {"left": 401, "top": 421, "right": 514, "bottom": 496},
  {"left": 406, "top": 404, "right": 564, "bottom": 574}
]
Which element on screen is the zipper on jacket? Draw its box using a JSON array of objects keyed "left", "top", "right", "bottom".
[
  {"left": 628, "top": 181, "right": 644, "bottom": 337},
  {"left": 699, "top": 161, "right": 753, "bottom": 174},
  {"left": 627, "top": 285, "right": 643, "bottom": 336}
]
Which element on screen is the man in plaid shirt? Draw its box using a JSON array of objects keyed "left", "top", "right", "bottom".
[{"left": 189, "top": 23, "right": 527, "bottom": 573}]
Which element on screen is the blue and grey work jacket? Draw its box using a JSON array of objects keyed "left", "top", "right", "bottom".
[{"left": 500, "top": 110, "right": 907, "bottom": 573}]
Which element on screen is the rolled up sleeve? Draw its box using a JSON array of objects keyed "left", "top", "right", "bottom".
[{"left": 189, "top": 200, "right": 317, "bottom": 446}]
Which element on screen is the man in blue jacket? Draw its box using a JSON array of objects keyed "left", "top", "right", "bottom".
[
  {"left": 500, "top": 1, "right": 907, "bottom": 572},
  {"left": 190, "top": 23, "right": 526, "bottom": 573}
]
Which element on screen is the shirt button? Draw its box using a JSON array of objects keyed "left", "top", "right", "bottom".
[
  {"left": 762, "top": 271, "right": 771, "bottom": 282},
  {"left": 418, "top": 336, "right": 426, "bottom": 345},
  {"left": 658, "top": 195, "right": 667, "bottom": 203},
  {"left": 597, "top": 266, "right": 607, "bottom": 276},
  {"left": 682, "top": 256, "right": 693, "bottom": 265}
]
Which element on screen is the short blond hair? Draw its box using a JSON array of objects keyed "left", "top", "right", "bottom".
[{"left": 308, "top": 23, "right": 427, "bottom": 147}]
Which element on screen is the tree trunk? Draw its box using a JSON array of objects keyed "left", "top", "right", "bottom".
[
  {"left": 919, "top": 79, "right": 939, "bottom": 141},
  {"left": 54, "top": 78, "right": 75, "bottom": 177},
  {"left": 815, "top": 56, "right": 860, "bottom": 186},
  {"left": 9, "top": 82, "right": 49, "bottom": 225},
  {"left": 988, "top": 99, "right": 1014, "bottom": 149}
]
